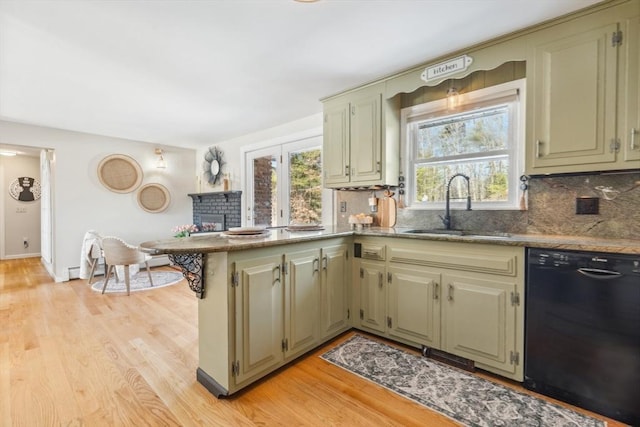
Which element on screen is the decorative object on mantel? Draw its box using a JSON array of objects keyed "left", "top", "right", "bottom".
[
  {"left": 137, "top": 183, "right": 171, "bottom": 213},
  {"left": 203, "top": 146, "right": 224, "bottom": 186},
  {"left": 172, "top": 224, "right": 198, "bottom": 238},
  {"left": 154, "top": 148, "right": 167, "bottom": 169},
  {"left": 322, "top": 335, "right": 605, "bottom": 427},
  {"left": 9, "top": 177, "right": 41, "bottom": 201},
  {"left": 97, "top": 154, "right": 143, "bottom": 193}
]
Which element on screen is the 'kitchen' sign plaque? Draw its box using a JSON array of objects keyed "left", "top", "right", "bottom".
[{"left": 421, "top": 55, "right": 474, "bottom": 83}]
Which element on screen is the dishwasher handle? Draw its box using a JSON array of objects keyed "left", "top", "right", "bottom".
[{"left": 577, "top": 268, "right": 622, "bottom": 280}]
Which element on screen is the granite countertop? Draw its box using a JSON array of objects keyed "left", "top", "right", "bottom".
[
  {"left": 140, "top": 226, "right": 355, "bottom": 255},
  {"left": 140, "top": 226, "right": 640, "bottom": 255}
]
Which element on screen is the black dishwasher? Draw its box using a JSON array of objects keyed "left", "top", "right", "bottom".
[{"left": 524, "top": 248, "right": 640, "bottom": 426}]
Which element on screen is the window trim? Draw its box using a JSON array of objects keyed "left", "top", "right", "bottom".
[{"left": 400, "top": 78, "right": 526, "bottom": 210}]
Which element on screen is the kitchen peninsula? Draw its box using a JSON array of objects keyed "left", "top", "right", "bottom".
[{"left": 140, "top": 228, "right": 640, "bottom": 398}]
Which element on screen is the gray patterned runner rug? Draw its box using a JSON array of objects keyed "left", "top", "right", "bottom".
[{"left": 321, "top": 335, "right": 605, "bottom": 427}]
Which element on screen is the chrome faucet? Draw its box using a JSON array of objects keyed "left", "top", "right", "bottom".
[{"left": 440, "top": 173, "right": 472, "bottom": 230}]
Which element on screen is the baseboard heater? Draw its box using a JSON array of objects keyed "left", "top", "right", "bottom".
[
  {"left": 421, "top": 345, "right": 475, "bottom": 372},
  {"left": 68, "top": 254, "right": 170, "bottom": 280}
]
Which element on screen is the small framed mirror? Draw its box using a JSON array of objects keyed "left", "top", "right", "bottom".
[{"left": 203, "top": 146, "right": 224, "bottom": 186}]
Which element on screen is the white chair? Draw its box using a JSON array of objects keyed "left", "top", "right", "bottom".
[
  {"left": 80, "top": 230, "right": 104, "bottom": 284},
  {"left": 101, "top": 236, "right": 153, "bottom": 295}
]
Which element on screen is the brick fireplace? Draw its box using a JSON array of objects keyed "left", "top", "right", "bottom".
[{"left": 188, "top": 191, "right": 242, "bottom": 232}]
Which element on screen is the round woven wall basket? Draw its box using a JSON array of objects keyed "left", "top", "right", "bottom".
[
  {"left": 137, "top": 183, "right": 170, "bottom": 213},
  {"left": 97, "top": 154, "right": 143, "bottom": 193}
]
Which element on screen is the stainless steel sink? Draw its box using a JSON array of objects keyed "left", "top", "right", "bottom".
[{"left": 402, "top": 229, "right": 511, "bottom": 238}]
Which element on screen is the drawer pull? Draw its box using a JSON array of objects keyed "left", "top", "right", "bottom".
[
  {"left": 313, "top": 258, "right": 320, "bottom": 273},
  {"left": 535, "top": 140, "right": 543, "bottom": 158},
  {"left": 273, "top": 265, "right": 281, "bottom": 284},
  {"left": 433, "top": 282, "right": 439, "bottom": 300},
  {"left": 631, "top": 128, "right": 638, "bottom": 150},
  {"left": 447, "top": 284, "right": 454, "bottom": 301},
  {"left": 378, "top": 272, "right": 384, "bottom": 288}
]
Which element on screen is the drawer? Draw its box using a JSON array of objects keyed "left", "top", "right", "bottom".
[{"left": 361, "top": 243, "right": 386, "bottom": 261}]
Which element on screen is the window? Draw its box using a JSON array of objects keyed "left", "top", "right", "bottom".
[
  {"left": 244, "top": 136, "right": 333, "bottom": 227},
  {"left": 401, "top": 79, "right": 525, "bottom": 209}
]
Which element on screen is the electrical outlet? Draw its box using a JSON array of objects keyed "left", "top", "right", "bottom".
[
  {"left": 23, "top": 237, "right": 29, "bottom": 249},
  {"left": 576, "top": 197, "right": 599, "bottom": 215},
  {"left": 340, "top": 201, "right": 347, "bottom": 212}
]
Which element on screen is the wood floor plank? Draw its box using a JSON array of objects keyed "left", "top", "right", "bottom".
[{"left": 0, "top": 257, "right": 625, "bottom": 427}]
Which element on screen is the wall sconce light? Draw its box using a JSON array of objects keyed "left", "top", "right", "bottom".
[
  {"left": 447, "top": 87, "right": 460, "bottom": 110},
  {"left": 155, "top": 148, "right": 167, "bottom": 169}
]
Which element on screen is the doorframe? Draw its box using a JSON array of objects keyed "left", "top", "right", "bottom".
[{"left": 240, "top": 128, "right": 333, "bottom": 227}]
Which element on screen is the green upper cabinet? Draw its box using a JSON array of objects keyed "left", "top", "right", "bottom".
[
  {"left": 322, "top": 82, "right": 399, "bottom": 188},
  {"left": 621, "top": 15, "right": 640, "bottom": 163},
  {"left": 527, "top": 1, "right": 640, "bottom": 174}
]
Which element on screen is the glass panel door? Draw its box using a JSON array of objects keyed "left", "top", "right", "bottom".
[
  {"left": 245, "top": 136, "right": 333, "bottom": 227},
  {"left": 246, "top": 147, "right": 278, "bottom": 227},
  {"left": 286, "top": 146, "right": 322, "bottom": 224}
]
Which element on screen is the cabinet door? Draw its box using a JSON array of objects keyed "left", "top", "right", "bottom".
[
  {"left": 234, "top": 255, "right": 284, "bottom": 384},
  {"left": 442, "top": 273, "right": 518, "bottom": 375},
  {"left": 284, "top": 249, "right": 320, "bottom": 359},
  {"left": 323, "top": 101, "right": 350, "bottom": 186},
  {"left": 622, "top": 16, "right": 640, "bottom": 163},
  {"left": 530, "top": 23, "right": 618, "bottom": 171},
  {"left": 320, "top": 244, "right": 349, "bottom": 339},
  {"left": 350, "top": 93, "right": 382, "bottom": 184},
  {"left": 359, "top": 260, "right": 386, "bottom": 333},
  {"left": 387, "top": 266, "right": 441, "bottom": 347}
]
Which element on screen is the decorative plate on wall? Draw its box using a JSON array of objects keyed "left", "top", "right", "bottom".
[
  {"left": 137, "top": 183, "right": 170, "bottom": 213},
  {"left": 97, "top": 154, "right": 143, "bottom": 193},
  {"left": 8, "top": 177, "right": 41, "bottom": 201}
]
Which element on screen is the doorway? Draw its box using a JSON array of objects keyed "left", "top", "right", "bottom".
[
  {"left": 243, "top": 136, "right": 332, "bottom": 227},
  {"left": 0, "top": 145, "right": 51, "bottom": 262}
]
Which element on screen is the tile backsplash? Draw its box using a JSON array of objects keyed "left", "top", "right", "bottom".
[{"left": 335, "top": 171, "right": 640, "bottom": 240}]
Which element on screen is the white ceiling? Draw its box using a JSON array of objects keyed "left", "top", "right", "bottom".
[{"left": 0, "top": 0, "right": 603, "bottom": 150}]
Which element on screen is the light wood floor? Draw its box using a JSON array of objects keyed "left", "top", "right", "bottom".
[{"left": 0, "top": 257, "right": 625, "bottom": 427}]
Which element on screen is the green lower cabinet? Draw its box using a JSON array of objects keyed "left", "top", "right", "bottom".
[
  {"left": 284, "top": 249, "right": 321, "bottom": 359},
  {"left": 387, "top": 266, "right": 441, "bottom": 348},
  {"left": 355, "top": 237, "right": 524, "bottom": 381},
  {"left": 320, "top": 244, "right": 350, "bottom": 340},
  {"left": 441, "top": 273, "right": 519, "bottom": 377},
  {"left": 358, "top": 260, "right": 387, "bottom": 334},
  {"left": 234, "top": 254, "right": 285, "bottom": 385}
]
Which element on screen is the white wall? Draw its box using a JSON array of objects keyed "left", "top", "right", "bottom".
[
  {"left": 0, "top": 120, "right": 196, "bottom": 281},
  {"left": 0, "top": 154, "right": 41, "bottom": 258}
]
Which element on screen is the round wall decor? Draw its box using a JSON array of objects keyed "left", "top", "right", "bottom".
[
  {"left": 203, "top": 146, "right": 224, "bottom": 185},
  {"left": 97, "top": 154, "right": 143, "bottom": 193},
  {"left": 9, "top": 177, "right": 41, "bottom": 201},
  {"left": 137, "top": 183, "right": 170, "bottom": 213}
]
